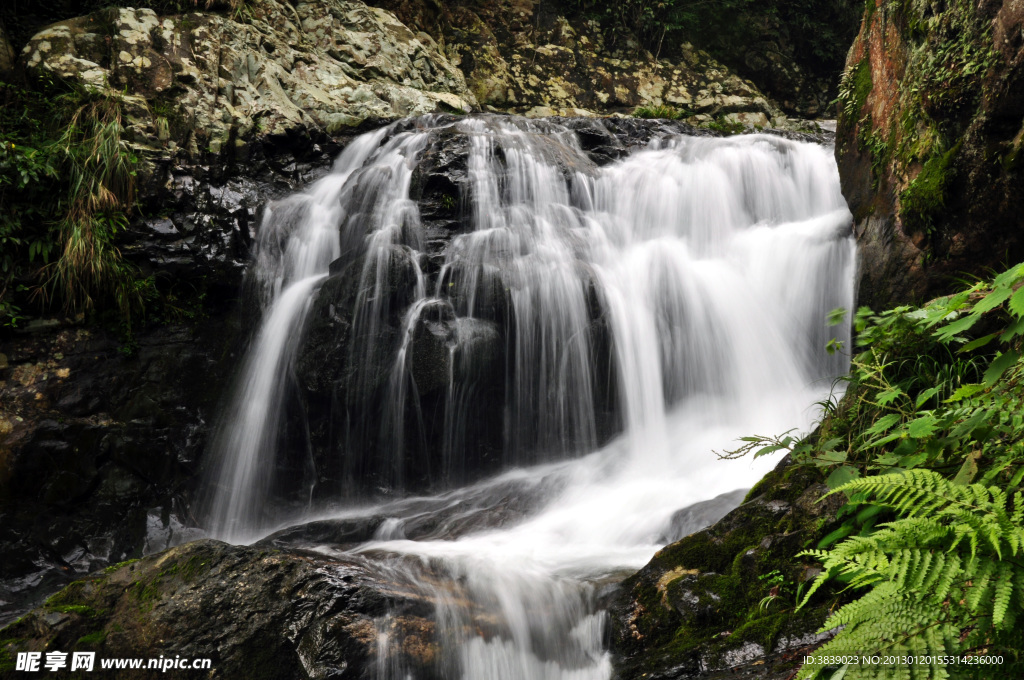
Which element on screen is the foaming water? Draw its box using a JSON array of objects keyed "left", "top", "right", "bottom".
[{"left": 202, "top": 115, "right": 856, "bottom": 678}]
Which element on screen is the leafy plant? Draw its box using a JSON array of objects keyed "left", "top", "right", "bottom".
[
  {"left": 836, "top": 58, "right": 872, "bottom": 121},
  {"left": 40, "top": 97, "right": 150, "bottom": 321},
  {"left": 757, "top": 569, "right": 787, "bottom": 611},
  {"left": 704, "top": 117, "right": 746, "bottom": 135},
  {"left": 732, "top": 264, "right": 1024, "bottom": 486},
  {"left": 633, "top": 104, "right": 688, "bottom": 119},
  {"left": 722, "top": 263, "right": 1024, "bottom": 678},
  {"left": 796, "top": 470, "right": 1024, "bottom": 679},
  {"left": 0, "top": 77, "right": 151, "bottom": 328}
]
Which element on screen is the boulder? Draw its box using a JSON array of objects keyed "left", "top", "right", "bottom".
[
  {"left": 659, "top": 488, "right": 749, "bottom": 544},
  {"left": 19, "top": 0, "right": 476, "bottom": 162},
  {"left": 0, "top": 539, "right": 445, "bottom": 679},
  {"left": 609, "top": 458, "right": 846, "bottom": 680}
]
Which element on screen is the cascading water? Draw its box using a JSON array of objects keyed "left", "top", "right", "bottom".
[{"left": 202, "top": 115, "right": 856, "bottom": 678}]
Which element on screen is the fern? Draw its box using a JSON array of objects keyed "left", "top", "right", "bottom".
[{"left": 797, "top": 471, "right": 1024, "bottom": 679}]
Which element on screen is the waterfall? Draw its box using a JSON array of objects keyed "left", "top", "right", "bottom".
[
  {"left": 202, "top": 123, "right": 425, "bottom": 541},
  {"left": 202, "top": 114, "right": 856, "bottom": 677}
]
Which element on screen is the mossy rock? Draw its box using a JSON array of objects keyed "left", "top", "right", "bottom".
[
  {"left": 610, "top": 456, "right": 846, "bottom": 679},
  {"left": 838, "top": 0, "right": 1024, "bottom": 309},
  {"left": 898, "top": 143, "right": 961, "bottom": 235},
  {"left": 0, "top": 539, "right": 434, "bottom": 679}
]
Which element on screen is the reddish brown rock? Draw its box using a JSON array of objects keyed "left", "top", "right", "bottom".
[{"left": 837, "top": 0, "right": 1024, "bottom": 308}]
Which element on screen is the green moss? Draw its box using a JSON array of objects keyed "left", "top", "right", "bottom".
[
  {"left": 44, "top": 581, "right": 89, "bottom": 608},
  {"left": 856, "top": 117, "right": 891, "bottom": 191},
  {"left": 704, "top": 117, "right": 746, "bottom": 135},
  {"left": 181, "top": 554, "right": 211, "bottom": 583},
  {"left": 103, "top": 558, "right": 140, "bottom": 574},
  {"left": 898, "top": 143, "right": 960, "bottom": 234},
  {"left": 48, "top": 604, "right": 100, "bottom": 617},
  {"left": 0, "top": 638, "right": 24, "bottom": 673},
  {"left": 746, "top": 458, "right": 827, "bottom": 504},
  {"left": 723, "top": 611, "right": 787, "bottom": 652},
  {"left": 75, "top": 630, "right": 108, "bottom": 647},
  {"left": 849, "top": 59, "right": 873, "bottom": 114},
  {"left": 131, "top": 577, "right": 163, "bottom": 609},
  {"left": 633, "top": 104, "right": 688, "bottom": 120},
  {"left": 838, "top": 57, "right": 872, "bottom": 122}
]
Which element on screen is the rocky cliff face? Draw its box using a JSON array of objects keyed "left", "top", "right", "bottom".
[
  {"left": 0, "top": 135, "right": 352, "bottom": 624},
  {"left": 13, "top": 0, "right": 797, "bottom": 178},
  {"left": 837, "top": 0, "right": 1024, "bottom": 309},
  {"left": 20, "top": 0, "right": 475, "bottom": 163},
  {"left": 368, "top": 0, "right": 782, "bottom": 126}
]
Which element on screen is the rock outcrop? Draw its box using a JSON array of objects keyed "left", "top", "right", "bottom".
[
  {"left": 837, "top": 0, "right": 1024, "bottom": 308},
  {"left": 373, "top": 0, "right": 785, "bottom": 126},
  {"left": 0, "top": 135, "right": 348, "bottom": 625},
  {"left": 0, "top": 539, "right": 446, "bottom": 679},
  {"left": 15, "top": 0, "right": 802, "bottom": 175},
  {"left": 609, "top": 458, "right": 845, "bottom": 680},
  {"left": 20, "top": 0, "right": 475, "bottom": 164}
]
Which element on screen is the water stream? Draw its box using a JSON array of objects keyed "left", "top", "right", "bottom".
[{"left": 202, "top": 115, "right": 856, "bottom": 679}]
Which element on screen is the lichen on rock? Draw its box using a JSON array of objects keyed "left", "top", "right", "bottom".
[{"left": 20, "top": 0, "right": 477, "bottom": 163}]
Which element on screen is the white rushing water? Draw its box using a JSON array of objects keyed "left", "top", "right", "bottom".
[{"left": 203, "top": 116, "right": 856, "bottom": 679}]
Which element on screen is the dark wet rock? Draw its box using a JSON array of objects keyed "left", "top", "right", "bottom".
[
  {"left": 262, "top": 465, "right": 570, "bottom": 550},
  {"left": 410, "top": 300, "right": 457, "bottom": 396},
  {"left": 609, "top": 456, "right": 846, "bottom": 680},
  {"left": 0, "top": 320, "right": 243, "bottom": 626},
  {"left": 411, "top": 122, "right": 473, "bottom": 268},
  {"left": 297, "top": 244, "right": 422, "bottom": 400},
  {"left": 0, "top": 130, "right": 353, "bottom": 625},
  {"left": 659, "top": 489, "right": 749, "bottom": 544},
  {"left": 0, "top": 539, "right": 447, "bottom": 680}
]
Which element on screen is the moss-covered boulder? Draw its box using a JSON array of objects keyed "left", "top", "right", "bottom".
[
  {"left": 19, "top": 0, "right": 476, "bottom": 163},
  {"left": 837, "top": 0, "right": 1024, "bottom": 308},
  {"left": 609, "top": 457, "right": 846, "bottom": 679},
  {"left": 0, "top": 539, "right": 443, "bottom": 679}
]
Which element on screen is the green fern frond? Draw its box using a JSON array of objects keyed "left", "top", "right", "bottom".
[
  {"left": 798, "top": 470, "right": 1024, "bottom": 679},
  {"left": 993, "top": 561, "right": 1015, "bottom": 628}
]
